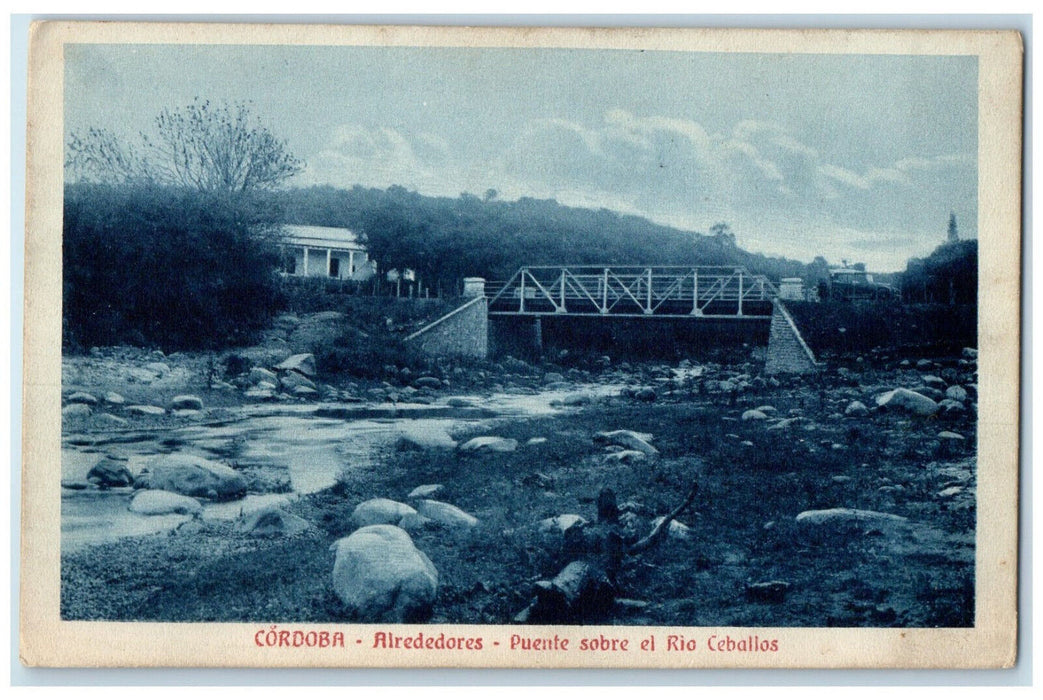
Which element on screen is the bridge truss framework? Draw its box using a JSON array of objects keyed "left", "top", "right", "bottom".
[{"left": 486, "top": 266, "right": 778, "bottom": 319}]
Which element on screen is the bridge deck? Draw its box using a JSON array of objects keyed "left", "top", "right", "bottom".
[{"left": 487, "top": 265, "right": 777, "bottom": 318}]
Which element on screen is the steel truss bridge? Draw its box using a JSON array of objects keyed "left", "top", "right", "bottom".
[{"left": 486, "top": 266, "right": 778, "bottom": 319}]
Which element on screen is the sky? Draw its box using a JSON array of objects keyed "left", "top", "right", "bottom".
[{"left": 65, "top": 43, "right": 978, "bottom": 272}]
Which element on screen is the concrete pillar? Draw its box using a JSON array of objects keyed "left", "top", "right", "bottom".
[
  {"left": 533, "top": 316, "right": 543, "bottom": 360},
  {"left": 463, "top": 277, "right": 486, "bottom": 298}
]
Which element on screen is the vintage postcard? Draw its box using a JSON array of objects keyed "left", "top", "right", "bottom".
[{"left": 21, "top": 22, "right": 1022, "bottom": 669}]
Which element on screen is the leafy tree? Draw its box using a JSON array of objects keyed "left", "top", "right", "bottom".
[{"left": 66, "top": 99, "right": 304, "bottom": 195}]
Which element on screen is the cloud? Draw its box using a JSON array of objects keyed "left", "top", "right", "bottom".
[{"left": 301, "top": 110, "right": 976, "bottom": 270}]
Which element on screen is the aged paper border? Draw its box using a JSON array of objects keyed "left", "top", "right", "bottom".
[{"left": 20, "top": 21, "right": 1023, "bottom": 669}]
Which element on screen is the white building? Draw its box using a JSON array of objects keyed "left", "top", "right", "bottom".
[{"left": 280, "top": 225, "right": 377, "bottom": 281}]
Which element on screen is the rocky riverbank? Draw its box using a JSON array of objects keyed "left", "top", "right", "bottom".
[{"left": 59, "top": 327, "right": 979, "bottom": 627}]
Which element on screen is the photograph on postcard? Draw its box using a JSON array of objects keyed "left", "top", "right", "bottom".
[{"left": 21, "top": 23, "right": 1021, "bottom": 668}]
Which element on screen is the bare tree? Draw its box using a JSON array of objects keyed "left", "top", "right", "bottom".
[{"left": 66, "top": 99, "right": 304, "bottom": 194}]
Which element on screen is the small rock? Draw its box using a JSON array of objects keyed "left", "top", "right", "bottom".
[
  {"left": 634, "top": 387, "right": 657, "bottom": 402},
  {"left": 415, "top": 499, "right": 479, "bottom": 528},
  {"left": 95, "top": 412, "right": 129, "bottom": 427},
  {"left": 593, "top": 430, "right": 658, "bottom": 457},
  {"left": 603, "top": 450, "right": 647, "bottom": 464},
  {"left": 458, "top": 436, "right": 518, "bottom": 453},
  {"left": 244, "top": 388, "right": 275, "bottom": 400},
  {"left": 280, "top": 371, "right": 317, "bottom": 391},
  {"left": 526, "top": 437, "right": 548, "bottom": 445},
  {"left": 102, "top": 392, "right": 125, "bottom": 405},
  {"left": 62, "top": 403, "right": 92, "bottom": 419},
  {"left": 938, "top": 486, "right": 965, "bottom": 498},
  {"left": 446, "top": 396, "right": 476, "bottom": 408},
  {"left": 741, "top": 409, "right": 769, "bottom": 421},
  {"left": 352, "top": 498, "right": 418, "bottom": 528},
  {"left": 795, "top": 508, "right": 908, "bottom": 528},
  {"left": 66, "top": 391, "right": 98, "bottom": 405},
  {"left": 922, "top": 375, "right": 947, "bottom": 388},
  {"left": 145, "top": 362, "right": 171, "bottom": 375},
  {"left": 127, "top": 404, "right": 166, "bottom": 416},
  {"left": 407, "top": 484, "right": 444, "bottom": 499},
  {"left": 916, "top": 359, "right": 934, "bottom": 370},
  {"left": 275, "top": 353, "right": 316, "bottom": 377},
  {"left": 87, "top": 457, "right": 134, "bottom": 488},
  {"left": 413, "top": 376, "right": 442, "bottom": 390},
  {"left": 946, "top": 385, "right": 969, "bottom": 402},
  {"left": 754, "top": 405, "right": 778, "bottom": 414},
  {"left": 962, "top": 347, "right": 978, "bottom": 359},
  {"left": 125, "top": 367, "right": 156, "bottom": 383},
  {"left": 538, "top": 514, "right": 587, "bottom": 533},
  {"left": 330, "top": 525, "right": 438, "bottom": 622},
  {"left": 249, "top": 367, "right": 278, "bottom": 385},
  {"left": 938, "top": 431, "right": 966, "bottom": 441},
  {"left": 236, "top": 506, "right": 310, "bottom": 537},
  {"left": 875, "top": 388, "right": 939, "bottom": 417},
  {"left": 129, "top": 489, "right": 202, "bottom": 516},
  {"left": 939, "top": 399, "right": 967, "bottom": 414},
  {"left": 844, "top": 401, "right": 869, "bottom": 417},
  {"left": 170, "top": 395, "right": 204, "bottom": 411}
]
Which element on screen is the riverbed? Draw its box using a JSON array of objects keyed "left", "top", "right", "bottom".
[{"left": 60, "top": 385, "right": 621, "bottom": 552}]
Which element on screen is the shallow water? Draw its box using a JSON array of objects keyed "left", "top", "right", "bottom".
[{"left": 61, "top": 384, "right": 619, "bottom": 552}]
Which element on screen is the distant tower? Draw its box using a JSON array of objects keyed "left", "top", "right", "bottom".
[{"left": 947, "top": 211, "right": 959, "bottom": 243}]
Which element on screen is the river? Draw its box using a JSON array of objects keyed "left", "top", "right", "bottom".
[{"left": 60, "top": 385, "right": 622, "bottom": 553}]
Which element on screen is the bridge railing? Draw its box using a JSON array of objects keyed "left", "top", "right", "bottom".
[{"left": 486, "top": 265, "right": 777, "bottom": 317}]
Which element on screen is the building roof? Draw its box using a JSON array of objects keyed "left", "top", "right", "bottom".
[{"left": 282, "top": 224, "right": 365, "bottom": 251}]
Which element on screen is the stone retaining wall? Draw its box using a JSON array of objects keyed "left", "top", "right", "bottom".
[
  {"left": 405, "top": 296, "right": 488, "bottom": 359},
  {"left": 765, "top": 300, "right": 820, "bottom": 374}
]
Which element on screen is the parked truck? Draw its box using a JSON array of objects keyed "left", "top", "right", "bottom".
[{"left": 818, "top": 268, "right": 898, "bottom": 302}]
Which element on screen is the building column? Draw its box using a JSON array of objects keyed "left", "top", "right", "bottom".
[
  {"left": 326, "top": 248, "right": 332, "bottom": 277},
  {"left": 348, "top": 250, "right": 355, "bottom": 277},
  {"left": 303, "top": 247, "right": 310, "bottom": 276}
]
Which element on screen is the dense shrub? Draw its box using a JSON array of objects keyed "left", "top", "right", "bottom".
[
  {"left": 786, "top": 301, "right": 977, "bottom": 358},
  {"left": 63, "top": 183, "right": 283, "bottom": 351}
]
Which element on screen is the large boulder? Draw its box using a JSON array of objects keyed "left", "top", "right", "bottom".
[
  {"left": 275, "top": 353, "right": 316, "bottom": 377},
  {"left": 593, "top": 430, "right": 658, "bottom": 457},
  {"left": 415, "top": 499, "right": 479, "bottom": 528},
  {"left": 249, "top": 367, "right": 279, "bottom": 385},
  {"left": 351, "top": 498, "right": 418, "bottom": 528},
  {"left": 129, "top": 489, "right": 203, "bottom": 516},
  {"left": 874, "top": 388, "right": 939, "bottom": 417},
  {"left": 279, "top": 371, "right": 317, "bottom": 391},
  {"left": 398, "top": 425, "right": 457, "bottom": 451},
  {"left": 458, "top": 436, "right": 518, "bottom": 453},
  {"left": 86, "top": 457, "right": 134, "bottom": 488},
  {"left": 330, "top": 525, "right": 438, "bottom": 622},
  {"left": 236, "top": 506, "right": 310, "bottom": 537},
  {"left": 137, "top": 454, "right": 246, "bottom": 500}
]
